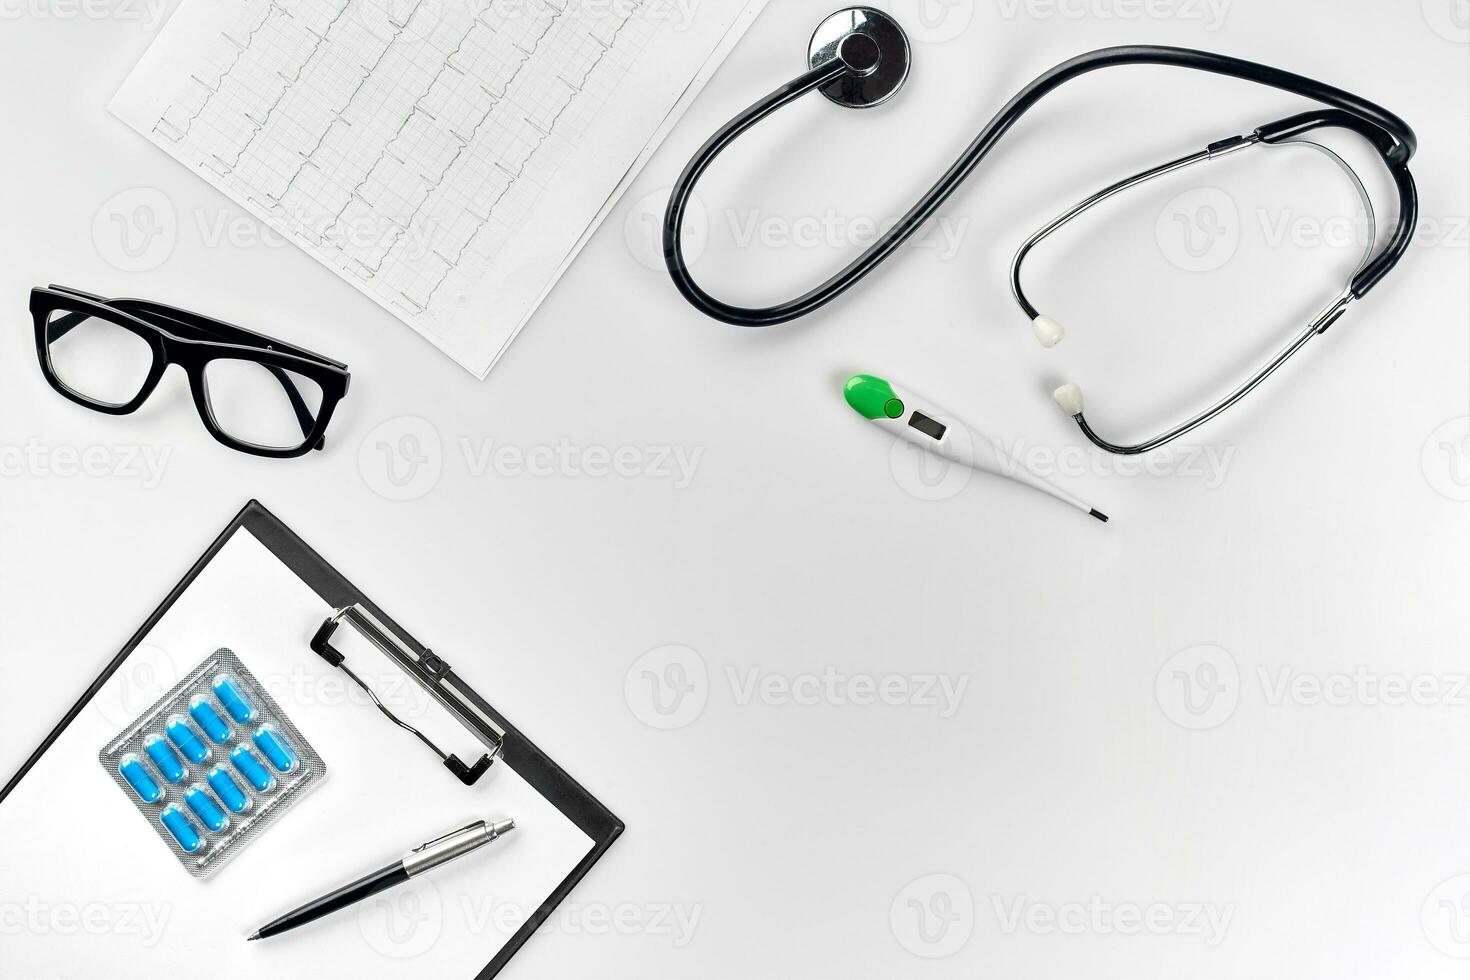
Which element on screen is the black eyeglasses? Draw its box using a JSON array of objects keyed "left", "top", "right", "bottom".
[{"left": 32, "top": 286, "right": 350, "bottom": 459}]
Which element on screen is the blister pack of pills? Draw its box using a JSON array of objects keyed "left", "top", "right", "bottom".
[{"left": 98, "top": 648, "right": 326, "bottom": 878}]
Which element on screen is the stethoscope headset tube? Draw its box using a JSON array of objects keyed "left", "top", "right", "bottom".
[{"left": 662, "top": 8, "right": 1419, "bottom": 455}]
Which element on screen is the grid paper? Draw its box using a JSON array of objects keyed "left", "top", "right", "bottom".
[{"left": 113, "top": 0, "right": 768, "bottom": 376}]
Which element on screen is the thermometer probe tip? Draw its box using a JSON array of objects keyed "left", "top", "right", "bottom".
[{"left": 1089, "top": 509, "right": 1110, "bottom": 523}]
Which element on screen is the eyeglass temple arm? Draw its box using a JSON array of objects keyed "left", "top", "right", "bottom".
[
  {"left": 113, "top": 297, "right": 347, "bottom": 369},
  {"left": 262, "top": 363, "right": 323, "bottom": 448},
  {"left": 46, "top": 307, "right": 324, "bottom": 451}
]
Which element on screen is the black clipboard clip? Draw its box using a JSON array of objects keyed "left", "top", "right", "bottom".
[{"left": 311, "top": 604, "right": 504, "bottom": 786}]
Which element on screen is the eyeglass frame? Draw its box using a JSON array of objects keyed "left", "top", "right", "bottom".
[{"left": 31, "top": 285, "right": 350, "bottom": 459}]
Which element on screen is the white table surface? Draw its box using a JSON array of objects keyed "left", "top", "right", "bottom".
[{"left": 1, "top": 1, "right": 1468, "bottom": 977}]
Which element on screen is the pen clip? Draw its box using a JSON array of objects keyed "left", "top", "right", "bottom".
[{"left": 413, "top": 820, "right": 486, "bottom": 854}]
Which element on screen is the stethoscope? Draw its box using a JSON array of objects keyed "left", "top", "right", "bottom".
[{"left": 663, "top": 7, "right": 1419, "bottom": 455}]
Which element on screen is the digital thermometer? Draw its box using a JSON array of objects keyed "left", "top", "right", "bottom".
[{"left": 844, "top": 374, "right": 1110, "bottom": 523}]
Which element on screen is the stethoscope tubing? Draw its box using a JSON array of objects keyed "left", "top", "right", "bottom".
[
  {"left": 663, "top": 44, "right": 1418, "bottom": 329},
  {"left": 663, "top": 59, "right": 847, "bottom": 325}
]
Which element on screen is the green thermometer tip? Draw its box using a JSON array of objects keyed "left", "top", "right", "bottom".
[{"left": 844, "top": 374, "right": 905, "bottom": 421}]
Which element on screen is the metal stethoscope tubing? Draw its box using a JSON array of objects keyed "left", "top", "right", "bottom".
[
  {"left": 663, "top": 42, "right": 1416, "bottom": 326},
  {"left": 662, "top": 17, "right": 1420, "bottom": 455}
]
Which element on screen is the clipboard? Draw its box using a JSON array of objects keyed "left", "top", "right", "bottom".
[{"left": 0, "top": 500, "right": 623, "bottom": 979}]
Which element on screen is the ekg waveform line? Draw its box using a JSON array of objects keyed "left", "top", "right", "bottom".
[{"left": 327, "top": 6, "right": 566, "bottom": 283}]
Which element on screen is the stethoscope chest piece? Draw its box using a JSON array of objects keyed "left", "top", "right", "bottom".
[{"left": 808, "top": 7, "right": 911, "bottom": 108}]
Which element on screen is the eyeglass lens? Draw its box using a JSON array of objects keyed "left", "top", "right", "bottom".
[
  {"left": 202, "top": 358, "right": 325, "bottom": 451},
  {"left": 45, "top": 310, "right": 155, "bottom": 408}
]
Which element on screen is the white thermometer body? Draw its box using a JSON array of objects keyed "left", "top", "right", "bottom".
[{"left": 844, "top": 374, "right": 1109, "bottom": 523}]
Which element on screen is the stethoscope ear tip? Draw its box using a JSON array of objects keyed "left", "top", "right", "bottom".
[
  {"left": 1054, "top": 383, "right": 1084, "bottom": 417},
  {"left": 1032, "top": 315, "right": 1065, "bottom": 349}
]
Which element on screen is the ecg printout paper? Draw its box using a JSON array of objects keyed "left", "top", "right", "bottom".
[{"left": 112, "top": 0, "right": 768, "bottom": 377}]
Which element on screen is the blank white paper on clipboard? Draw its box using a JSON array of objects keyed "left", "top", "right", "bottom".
[
  {"left": 0, "top": 526, "right": 598, "bottom": 979},
  {"left": 108, "top": 0, "right": 768, "bottom": 378}
]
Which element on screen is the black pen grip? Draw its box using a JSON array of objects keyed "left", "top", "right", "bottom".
[{"left": 254, "top": 861, "right": 411, "bottom": 939}]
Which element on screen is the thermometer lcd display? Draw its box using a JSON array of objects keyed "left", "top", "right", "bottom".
[{"left": 908, "top": 412, "right": 947, "bottom": 441}]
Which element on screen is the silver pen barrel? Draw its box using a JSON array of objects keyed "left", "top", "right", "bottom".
[{"left": 403, "top": 818, "right": 515, "bottom": 877}]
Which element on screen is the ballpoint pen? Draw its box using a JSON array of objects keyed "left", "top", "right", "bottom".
[{"left": 248, "top": 818, "right": 515, "bottom": 940}]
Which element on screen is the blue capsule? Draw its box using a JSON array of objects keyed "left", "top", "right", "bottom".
[
  {"left": 206, "top": 767, "right": 251, "bottom": 814},
  {"left": 165, "top": 716, "right": 210, "bottom": 764},
  {"left": 229, "top": 746, "right": 275, "bottom": 792},
  {"left": 160, "top": 806, "right": 204, "bottom": 853},
  {"left": 211, "top": 674, "right": 258, "bottom": 724},
  {"left": 184, "top": 785, "right": 229, "bottom": 833},
  {"left": 143, "top": 734, "right": 187, "bottom": 783},
  {"left": 252, "top": 725, "right": 300, "bottom": 774},
  {"left": 188, "top": 695, "right": 232, "bottom": 744},
  {"left": 118, "top": 754, "right": 163, "bottom": 804}
]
